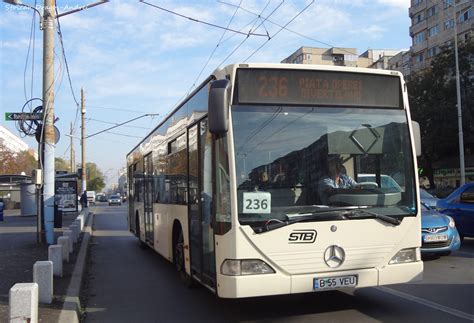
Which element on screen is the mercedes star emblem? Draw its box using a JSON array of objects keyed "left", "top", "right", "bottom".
[{"left": 324, "top": 245, "right": 345, "bottom": 268}]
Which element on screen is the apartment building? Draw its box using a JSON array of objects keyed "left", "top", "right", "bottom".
[
  {"left": 281, "top": 47, "right": 404, "bottom": 69},
  {"left": 388, "top": 51, "right": 412, "bottom": 76},
  {"left": 281, "top": 47, "right": 366, "bottom": 67},
  {"left": 409, "top": 0, "right": 473, "bottom": 71}
]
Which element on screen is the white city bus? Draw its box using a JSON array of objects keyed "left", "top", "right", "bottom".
[{"left": 127, "top": 63, "right": 423, "bottom": 298}]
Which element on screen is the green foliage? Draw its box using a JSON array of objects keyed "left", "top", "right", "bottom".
[
  {"left": 86, "top": 162, "right": 105, "bottom": 192},
  {"left": 0, "top": 142, "right": 37, "bottom": 175},
  {"left": 407, "top": 39, "right": 474, "bottom": 186},
  {"left": 55, "top": 157, "right": 70, "bottom": 171}
]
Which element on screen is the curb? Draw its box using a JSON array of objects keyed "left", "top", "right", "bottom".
[{"left": 58, "top": 210, "right": 95, "bottom": 323}]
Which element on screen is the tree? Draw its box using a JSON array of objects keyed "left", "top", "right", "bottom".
[
  {"left": 0, "top": 141, "right": 16, "bottom": 174},
  {"left": 55, "top": 157, "right": 70, "bottom": 172},
  {"left": 407, "top": 39, "right": 474, "bottom": 186},
  {"left": 0, "top": 141, "right": 37, "bottom": 175},
  {"left": 86, "top": 162, "right": 106, "bottom": 192}
]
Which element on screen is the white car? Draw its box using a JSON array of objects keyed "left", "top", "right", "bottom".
[{"left": 108, "top": 195, "right": 122, "bottom": 206}]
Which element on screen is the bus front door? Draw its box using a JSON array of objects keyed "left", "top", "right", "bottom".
[{"left": 188, "top": 120, "right": 216, "bottom": 288}]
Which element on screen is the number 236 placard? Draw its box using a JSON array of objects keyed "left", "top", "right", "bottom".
[{"left": 243, "top": 192, "right": 271, "bottom": 214}]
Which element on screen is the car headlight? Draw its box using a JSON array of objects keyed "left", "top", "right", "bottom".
[
  {"left": 447, "top": 216, "right": 455, "bottom": 228},
  {"left": 389, "top": 248, "right": 418, "bottom": 264},
  {"left": 221, "top": 259, "right": 275, "bottom": 276}
]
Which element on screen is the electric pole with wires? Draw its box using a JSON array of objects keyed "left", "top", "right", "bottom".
[{"left": 42, "top": 0, "right": 56, "bottom": 244}]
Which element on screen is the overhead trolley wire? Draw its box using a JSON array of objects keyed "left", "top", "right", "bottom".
[
  {"left": 218, "top": 0, "right": 285, "bottom": 68},
  {"left": 139, "top": 0, "right": 269, "bottom": 37},
  {"left": 188, "top": 0, "right": 243, "bottom": 91},
  {"left": 87, "top": 105, "right": 153, "bottom": 114},
  {"left": 140, "top": 0, "right": 267, "bottom": 36},
  {"left": 219, "top": 0, "right": 359, "bottom": 58},
  {"left": 86, "top": 117, "right": 152, "bottom": 130},
  {"left": 244, "top": 0, "right": 314, "bottom": 61},
  {"left": 55, "top": 5, "right": 81, "bottom": 136},
  {"left": 24, "top": 0, "right": 37, "bottom": 110}
]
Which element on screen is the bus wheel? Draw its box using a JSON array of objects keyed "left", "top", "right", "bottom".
[
  {"left": 136, "top": 215, "right": 146, "bottom": 249},
  {"left": 174, "top": 231, "right": 193, "bottom": 287}
]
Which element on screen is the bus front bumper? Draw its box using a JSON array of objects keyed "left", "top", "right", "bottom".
[{"left": 216, "top": 261, "right": 423, "bottom": 298}]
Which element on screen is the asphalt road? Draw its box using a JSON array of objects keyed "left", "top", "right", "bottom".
[{"left": 83, "top": 204, "right": 474, "bottom": 323}]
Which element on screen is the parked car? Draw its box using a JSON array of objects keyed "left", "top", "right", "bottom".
[
  {"left": 108, "top": 194, "right": 122, "bottom": 206},
  {"left": 437, "top": 183, "right": 474, "bottom": 242},
  {"left": 420, "top": 189, "right": 439, "bottom": 209},
  {"left": 0, "top": 198, "right": 4, "bottom": 221},
  {"left": 421, "top": 202, "right": 461, "bottom": 256}
]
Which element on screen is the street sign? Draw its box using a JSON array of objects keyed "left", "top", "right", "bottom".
[{"left": 5, "top": 112, "right": 43, "bottom": 121}]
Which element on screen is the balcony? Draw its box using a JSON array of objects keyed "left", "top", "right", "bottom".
[
  {"left": 411, "top": 40, "right": 428, "bottom": 54},
  {"left": 409, "top": 2, "right": 427, "bottom": 18},
  {"left": 410, "top": 20, "right": 427, "bottom": 37},
  {"left": 426, "top": 13, "right": 440, "bottom": 25}
]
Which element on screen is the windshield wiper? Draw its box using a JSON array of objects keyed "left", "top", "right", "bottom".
[
  {"left": 342, "top": 209, "right": 401, "bottom": 226},
  {"left": 254, "top": 211, "right": 346, "bottom": 233},
  {"left": 254, "top": 208, "right": 400, "bottom": 233}
]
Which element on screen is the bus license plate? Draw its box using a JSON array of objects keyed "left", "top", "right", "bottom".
[
  {"left": 313, "top": 275, "right": 357, "bottom": 290},
  {"left": 424, "top": 234, "right": 448, "bottom": 242}
]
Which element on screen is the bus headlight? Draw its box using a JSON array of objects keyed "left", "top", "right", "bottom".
[
  {"left": 389, "top": 248, "right": 417, "bottom": 264},
  {"left": 221, "top": 259, "right": 275, "bottom": 276}
]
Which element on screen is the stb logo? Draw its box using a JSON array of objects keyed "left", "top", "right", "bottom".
[{"left": 288, "top": 230, "right": 317, "bottom": 243}]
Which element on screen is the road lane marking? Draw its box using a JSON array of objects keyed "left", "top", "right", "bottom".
[{"left": 377, "top": 286, "right": 474, "bottom": 321}]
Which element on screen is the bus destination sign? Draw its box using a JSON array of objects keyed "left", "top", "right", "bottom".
[{"left": 236, "top": 69, "right": 401, "bottom": 108}]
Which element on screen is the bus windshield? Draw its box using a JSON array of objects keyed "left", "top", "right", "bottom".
[{"left": 232, "top": 105, "right": 416, "bottom": 227}]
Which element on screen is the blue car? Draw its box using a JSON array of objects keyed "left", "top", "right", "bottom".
[
  {"left": 421, "top": 203, "right": 461, "bottom": 256},
  {"left": 437, "top": 183, "right": 474, "bottom": 242}
]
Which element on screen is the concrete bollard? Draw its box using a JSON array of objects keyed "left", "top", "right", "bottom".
[
  {"left": 9, "top": 283, "right": 38, "bottom": 323},
  {"left": 33, "top": 261, "right": 53, "bottom": 304},
  {"left": 57, "top": 237, "right": 70, "bottom": 262},
  {"left": 48, "top": 245, "right": 63, "bottom": 277},
  {"left": 63, "top": 230, "right": 74, "bottom": 250},
  {"left": 76, "top": 215, "right": 84, "bottom": 231},
  {"left": 70, "top": 224, "right": 79, "bottom": 242},
  {"left": 68, "top": 225, "right": 78, "bottom": 244}
]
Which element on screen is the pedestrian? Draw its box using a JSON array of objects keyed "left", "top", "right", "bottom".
[{"left": 80, "top": 190, "right": 88, "bottom": 209}]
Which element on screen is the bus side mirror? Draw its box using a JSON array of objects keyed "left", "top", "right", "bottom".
[
  {"left": 412, "top": 121, "right": 421, "bottom": 157},
  {"left": 209, "top": 79, "right": 230, "bottom": 134}
]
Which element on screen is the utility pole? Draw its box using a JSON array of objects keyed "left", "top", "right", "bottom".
[
  {"left": 81, "top": 88, "right": 87, "bottom": 192},
  {"left": 70, "top": 122, "right": 75, "bottom": 172},
  {"left": 4, "top": 0, "right": 109, "bottom": 245},
  {"left": 42, "top": 0, "right": 56, "bottom": 245}
]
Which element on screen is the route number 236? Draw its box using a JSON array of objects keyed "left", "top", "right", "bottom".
[
  {"left": 243, "top": 192, "right": 271, "bottom": 214},
  {"left": 258, "top": 76, "right": 288, "bottom": 98}
]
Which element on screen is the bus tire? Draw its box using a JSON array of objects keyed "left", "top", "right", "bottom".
[
  {"left": 136, "top": 214, "right": 147, "bottom": 250},
  {"left": 174, "top": 231, "right": 193, "bottom": 287}
]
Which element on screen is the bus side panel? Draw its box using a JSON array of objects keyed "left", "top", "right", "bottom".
[{"left": 151, "top": 204, "right": 189, "bottom": 269}]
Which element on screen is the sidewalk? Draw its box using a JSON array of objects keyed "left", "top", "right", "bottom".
[{"left": 0, "top": 208, "right": 86, "bottom": 322}]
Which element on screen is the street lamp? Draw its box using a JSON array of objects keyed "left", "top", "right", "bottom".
[{"left": 446, "top": 0, "right": 469, "bottom": 185}]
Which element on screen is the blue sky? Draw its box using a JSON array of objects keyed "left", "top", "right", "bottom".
[{"left": 1, "top": 0, "right": 411, "bottom": 187}]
